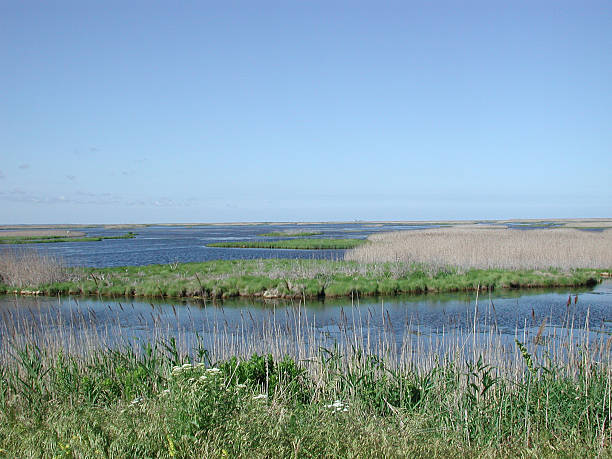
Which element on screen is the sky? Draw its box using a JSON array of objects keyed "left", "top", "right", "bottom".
[{"left": 1, "top": 1, "right": 611, "bottom": 224}]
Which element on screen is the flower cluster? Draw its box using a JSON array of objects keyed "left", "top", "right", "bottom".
[
  {"left": 324, "top": 400, "right": 348, "bottom": 412},
  {"left": 170, "top": 362, "right": 208, "bottom": 377}
]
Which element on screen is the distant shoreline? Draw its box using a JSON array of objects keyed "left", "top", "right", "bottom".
[{"left": 1, "top": 217, "right": 611, "bottom": 231}]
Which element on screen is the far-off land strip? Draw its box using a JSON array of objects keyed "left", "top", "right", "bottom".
[{"left": 0, "top": 230, "right": 86, "bottom": 238}]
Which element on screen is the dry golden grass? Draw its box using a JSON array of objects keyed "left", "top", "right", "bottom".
[
  {"left": 345, "top": 227, "right": 612, "bottom": 270},
  {"left": 0, "top": 248, "right": 73, "bottom": 287}
]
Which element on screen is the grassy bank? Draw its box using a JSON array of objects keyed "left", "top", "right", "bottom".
[
  {"left": 0, "top": 304, "right": 609, "bottom": 458},
  {"left": 257, "top": 231, "right": 323, "bottom": 237},
  {"left": 0, "top": 257, "right": 602, "bottom": 299},
  {"left": 208, "top": 238, "right": 365, "bottom": 250},
  {"left": 0, "top": 232, "right": 136, "bottom": 244}
]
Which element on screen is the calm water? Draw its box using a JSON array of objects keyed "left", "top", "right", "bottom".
[
  {"left": 2, "top": 281, "right": 610, "bottom": 351},
  {"left": 2, "top": 222, "right": 609, "bottom": 354},
  {"left": 1, "top": 221, "right": 571, "bottom": 268},
  {"left": 1, "top": 222, "right": 444, "bottom": 267}
]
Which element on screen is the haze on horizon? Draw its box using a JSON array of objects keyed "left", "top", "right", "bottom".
[{"left": 1, "top": 1, "right": 611, "bottom": 224}]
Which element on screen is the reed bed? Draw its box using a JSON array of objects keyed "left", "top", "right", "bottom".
[
  {"left": 0, "top": 296, "right": 610, "bottom": 456},
  {"left": 346, "top": 227, "right": 612, "bottom": 270},
  {"left": 1, "top": 295, "right": 609, "bottom": 383},
  {"left": 0, "top": 248, "right": 74, "bottom": 287}
]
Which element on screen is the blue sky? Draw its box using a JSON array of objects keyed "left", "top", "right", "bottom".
[{"left": 1, "top": 1, "right": 610, "bottom": 224}]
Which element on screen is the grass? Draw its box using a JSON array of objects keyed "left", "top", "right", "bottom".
[
  {"left": 0, "top": 256, "right": 603, "bottom": 299},
  {"left": 258, "top": 231, "right": 323, "bottom": 237},
  {"left": 0, "top": 297, "right": 609, "bottom": 457},
  {"left": 208, "top": 238, "right": 365, "bottom": 250},
  {"left": 0, "top": 231, "right": 136, "bottom": 244},
  {"left": 346, "top": 226, "right": 612, "bottom": 270},
  {"left": 0, "top": 249, "right": 74, "bottom": 287}
]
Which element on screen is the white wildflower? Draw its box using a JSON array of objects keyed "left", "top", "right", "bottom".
[
  {"left": 236, "top": 383, "right": 246, "bottom": 389},
  {"left": 325, "top": 400, "right": 348, "bottom": 412},
  {"left": 253, "top": 394, "right": 268, "bottom": 401},
  {"left": 206, "top": 367, "right": 221, "bottom": 375}
]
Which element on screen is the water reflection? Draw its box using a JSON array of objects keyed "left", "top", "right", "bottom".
[{"left": 2, "top": 281, "right": 610, "bottom": 355}]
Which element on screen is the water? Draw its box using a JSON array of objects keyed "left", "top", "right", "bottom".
[
  {"left": 2, "top": 281, "right": 610, "bottom": 354},
  {"left": 0, "top": 221, "right": 566, "bottom": 267},
  {"left": 2, "top": 221, "right": 609, "bottom": 358},
  {"left": 0, "top": 222, "right": 445, "bottom": 267}
]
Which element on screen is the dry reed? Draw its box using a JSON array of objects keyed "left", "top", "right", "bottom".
[
  {"left": 0, "top": 248, "right": 72, "bottom": 287},
  {"left": 345, "top": 227, "right": 612, "bottom": 270},
  {"left": 1, "top": 296, "right": 609, "bottom": 389}
]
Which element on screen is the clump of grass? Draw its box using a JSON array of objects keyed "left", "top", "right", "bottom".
[
  {"left": 208, "top": 238, "right": 365, "bottom": 250},
  {"left": 0, "top": 248, "right": 74, "bottom": 287},
  {"left": 346, "top": 227, "right": 612, "bottom": 270}
]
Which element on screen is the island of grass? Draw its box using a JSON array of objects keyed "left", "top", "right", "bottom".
[
  {"left": 0, "top": 232, "right": 136, "bottom": 244},
  {"left": 257, "top": 231, "right": 323, "bottom": 237},
  {"left": 1, "top": 257, "right": 604, "bottom": 299},
  {"left": 208, "top": 238, "right": 365, "bottom": 250}
]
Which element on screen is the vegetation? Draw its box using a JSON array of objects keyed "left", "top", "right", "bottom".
[
  {"left": 258, "top": 231, "right": 323, "bottom": 237},
  {"left": 0, "top": 249, "right": 73, "bottom": 287},
  {"left": 0, "top": 302, "right": 609, "bottom": 458},
  {"left": 208, "top": 238, "right": 365, "bottom": 250},
  {"left": 0, "top": 231, "right": 135, "bottom": 245},
  {"left": 346, "top": 227, "right": 612, "bottom": 270},
  {"left": 0, "top": 255, "right": 602, "bottom": 299}
]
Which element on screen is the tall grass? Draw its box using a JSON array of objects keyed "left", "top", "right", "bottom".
[
  {"left": 346, "top": 227, "right": 612, "bottom": 270},
  {"left": 0, "top": 248, "right": 74, "bottom": 287},
  {"left": 0, "top": 296, "right": 610, "bottom": 456},
  {"left": 1, "top": 295, "right": 609, "bottom": 384}
]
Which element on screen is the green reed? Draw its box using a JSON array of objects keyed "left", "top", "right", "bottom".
[{"left": 0, "top": 296, "right": 609, "bottom": 457}]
